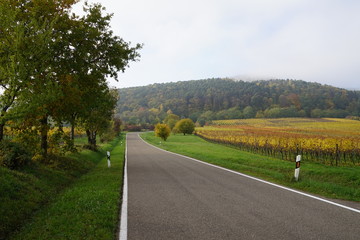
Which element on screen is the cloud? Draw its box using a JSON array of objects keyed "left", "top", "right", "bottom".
[
  {"left": 74, "top": 0, "right": 360, "bottom": 89},
  {"left": 241, "top": 1, "right": 360, "bottom": 86}
]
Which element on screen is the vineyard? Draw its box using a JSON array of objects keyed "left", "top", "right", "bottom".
[{"left": 195, "top": 118, "right": 360, "bottom": 166}]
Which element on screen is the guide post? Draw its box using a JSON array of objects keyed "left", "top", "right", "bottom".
[
  {"left": 294, "top": 155, "right": 301, "bottom": 181},
  {"left": 107, "top": 151, "right": 111, "bottom": 168}
]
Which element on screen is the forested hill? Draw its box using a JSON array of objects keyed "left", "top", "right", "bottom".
[{"left": 116, "top": 78, "right": 360, "bottom": 125}]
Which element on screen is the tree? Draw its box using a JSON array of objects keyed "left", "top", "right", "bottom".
[
  {"left": 113, "top": 117, "right": 122, "bottom": 136},
  {"left": 0, "top": 2, "right": 19, "bottom": 141},
  {"left": 0, "top": 0, "right": 61, "bottom": 143},
  {"left": 155, "top": 123, "right": 170, "bottom": 141},
  {"left": 0, "top": 0, "right": 141, "bottom": 157},
  {"left": 117, "top": 78, "right": 360, "bottom": 123},
  {"left": 56, "top": 2, "right": 140, "bottom": 148},
  {"left": 174, "top": 118, "right": 195, "bottom": 135},
  {"left": 243, "top": 106, "right": 255, "bottom": 119},
  {"left": 163, "top": 113, "right": 180, "bottom": 130},
  {"left": 79, "top": 84, "right": 117, "bottom": 148},
  {"left": 197, "top": 118, "right": 206, "bottom": 127},
  {"left": 0, "top": 0, "right": 71, "bottom": 158}
]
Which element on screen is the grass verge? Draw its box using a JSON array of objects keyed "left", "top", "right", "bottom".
[
  {"left": 8, "top": 134, "right": 125, "bottom": 240},
  {"left": 141, "top": 132, "right": 360, "bottom": 202},
  {"left": 0, "top": 135, "right": 125, "bottom": 240}
]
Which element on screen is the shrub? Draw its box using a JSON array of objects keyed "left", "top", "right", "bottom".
[
  {"left": 100, "top": 131, "right": 115, "bottom": 143},
  {"left": 155, "top": 123, "right": 171, "bottom": 141},
  {"left": 163, "top": 113, "right": 180, "bottom": 130},
  {"left": 48, "top": 129, "right": 77, "bottom": 154},
  {"left": 0, "top": 140, "right": 32, "bottom": 170},
  {"left": 174, "top": 118, "right": 195, "bottom": 135}
]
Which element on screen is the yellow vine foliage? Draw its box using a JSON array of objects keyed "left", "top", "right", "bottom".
[{"left": 196, "top": 118, "right": 360, "bottom": 166}]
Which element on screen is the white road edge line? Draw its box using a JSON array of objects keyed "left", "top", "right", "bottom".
[
  {"left": 138, "top": 133, "right": 360, "bottom": 214},
  {"left": 119, "top": 134, "right": 128, "bottom": 240}
]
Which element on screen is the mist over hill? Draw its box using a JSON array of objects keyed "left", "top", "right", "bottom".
[{"left": 116, "top": 78, "right": 360, "bottom": 125}]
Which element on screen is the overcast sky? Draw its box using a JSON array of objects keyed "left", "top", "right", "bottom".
[{"left": 73, "top": 0, "right": 360, "bottom": 90}]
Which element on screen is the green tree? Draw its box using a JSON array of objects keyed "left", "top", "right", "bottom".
[
  {"left": 0, "top": 0, "right": 141, "bottom": 157},
  {"left": 155, "top": 123, "right": 170, "bottom": 141},
  {"left": 163, "top": 113, "right": 180, "bottom": 130},
  {"left": 199, "top": 110, "right": 215, "bottom": 122},
  {"left": 264, "top": 107, "right": 282, "bottom": 118},
  {"left": 113, "top": 117, "right": 122, "bottom": 136},
  {"left": 255, "top": 110, "right": 265, "bottom": 118},
  {"left": 197, "top": 118, "right": 206, "bottom": 127},
  {"left": 0, "top": 2, "right": 19, "bottom": 141},
  {"left": 0, "top": 0, "right": 69, "bottom": 158},
  {"left": 56, "top": 2, "right": 141, "bottom": 148},
  {"left": 0, "top": 0, "right": 61, "bottom": 143},
  {"left": 243, "top": 106, "right": 255, "bottom": 118},
  {"left": 311, "top": 108, "right": 323, "bottom": 118},
  {"left": 174, "top": 118, "right": 195, "bottom": 135},
  {"left": 117, "top": 78, "right": 360, "bottom": 122},
  {"left": 79, "top": 84, "right": 117, "bottom": 148}
]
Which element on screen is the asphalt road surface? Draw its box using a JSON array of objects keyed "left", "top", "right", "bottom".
[{"left": 126, "top": 133, "right": 360, "bottom": 240}]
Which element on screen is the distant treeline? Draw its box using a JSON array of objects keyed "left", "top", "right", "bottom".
[{"left": 116, "top": 78, "right": 360, "bottom": 125}]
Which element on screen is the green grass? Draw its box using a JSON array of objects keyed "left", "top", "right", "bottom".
[
  {"left": 0, "top": 135, "right": 125, "bottom": 240},
  {"left": 8, "top": 134, "right": 125, "bottom": 240},
  {"left": 74, "top": 136, "right": 89, "bottom": 146},
  {"left": 74, "top": 136, "right": 101, "bottom": 147},
  {"left": 142, "top": 132, "right": 360, "bottom": 202}
]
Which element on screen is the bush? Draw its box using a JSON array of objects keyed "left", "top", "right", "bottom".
[
  {"left": 48, "top": 129, "right": 77, "bottom": 154},
  {"left": 155, "top": 123, "right": 171, "bottom": 141},
  {"left": 100, "top": 131, "right": 115, "bottom": 143},
  {"left": 174, "top": 118, "right": 195, "bottom": 135},
  {"left": 0, "top": 140, "right": 32, "bottom": 170}
]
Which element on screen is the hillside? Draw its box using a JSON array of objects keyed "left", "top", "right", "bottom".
[{"left": 116, "top": 78, "right": 360, "bottom": 125}]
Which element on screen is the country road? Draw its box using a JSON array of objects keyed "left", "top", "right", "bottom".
[{"left": 124, "top": 132, "right": 360, "bottom": 240}]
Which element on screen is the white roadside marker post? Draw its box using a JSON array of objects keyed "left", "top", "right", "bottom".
[
  {"left": 294, "top": 155, "right": 301, "bottom": 181},
  {"left": 107, "top": 151, "right": 111, "bottom": 168}
]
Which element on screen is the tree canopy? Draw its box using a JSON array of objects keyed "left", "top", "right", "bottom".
[
  {"left": 155, "top": 123, "right": 170, "bottom": 141},
  {"left": 0, "top": 0, "right": 141, "bottom": 158},
  {"left": 174, "top": 119, "right": 195, "bottom": 135},
  {"left": 163, "top": 113, "right": 180, "bottom": 130},
  {"left": 116, "top": 78, "right": 360, "bottom": 125}
]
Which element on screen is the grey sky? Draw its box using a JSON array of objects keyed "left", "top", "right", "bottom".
[{"left": 73, "top": 0, "right": 360, "bottom": 89}]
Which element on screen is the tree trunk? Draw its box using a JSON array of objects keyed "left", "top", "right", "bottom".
[
  {"left": 0, "top": 123, "right": 4, "bottom": 141},
  {"left": 86, "top": 129, "right": 97, "bottom": 149},
  {"left": 58, "top": 123, "right": 63, "bottom": 132},
  {"left": 92, "top": 131, "right": 97, "bottom": 146},
  {"left": 71, "top": 124, "right": 75, "bottom": 141},
  {"left": 86, "top": 129, "right": 92, "bottom": 145},
  {"left": 40, "top": 116, "right": 48, "bottom": 159}
]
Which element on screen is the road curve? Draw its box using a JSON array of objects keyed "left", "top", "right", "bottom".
[{"left": 126, "top": 133, "right": 360, "bottom": 240}]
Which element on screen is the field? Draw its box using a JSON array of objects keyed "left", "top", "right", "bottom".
[{"left": 195, "top": 118, "right": 360, "bottom": 166}]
